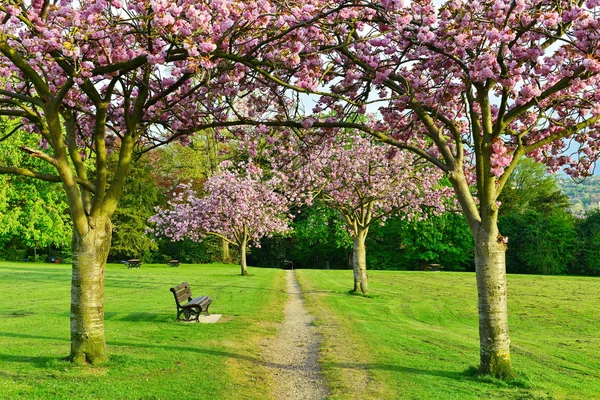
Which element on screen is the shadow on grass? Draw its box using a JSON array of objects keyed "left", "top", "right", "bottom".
[
  {"left": 0, "top": 330, "right": 526, "bottom": 388},
  {"left": 104, "top": 312, "right": 171, "bottom": 322},
  {"left": 0, "top": 331, "right": 473, "bottom": 382},
  {"left": 0, "top": 354, "right": 60, "bottom": 368}
]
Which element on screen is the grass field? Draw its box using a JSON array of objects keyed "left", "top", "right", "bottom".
[
  {"left": 1, "top": 262, "right": 598, "bottom": 399},
  {"left": 296, "top": 270, "right": 600, "bottom": 400},
  {"left": 0, "top": 262, "right": 286, "bottom": 399}
]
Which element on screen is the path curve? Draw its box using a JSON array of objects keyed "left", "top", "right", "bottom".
[{"left": 263, "top": 270, "right": 328, "bottom": 400}]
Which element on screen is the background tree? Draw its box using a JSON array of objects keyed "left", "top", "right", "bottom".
[
  {"left": 573, "top": 209, "right": 600, "bottom": 276},
  {"left": 272, "top": 130, "right": 450, "bottom": 294},
  {"left": 249, "top": 203, "right": 354, "bottom": 269},
  {"left": 498, "top": 158, "right": 571, "bottom": 216},
  {"left": 499, "top": 209, "right": 576, "bottom": 275},
  {"left": 108, "top": 158, "right": 161, "bottom": 262},
  {"left": 367, "top": 211, "right": 474, "bottom": 271},
  {"left": 498, "top": 158, "right": 576, "bottom": 275},
  {"left": 151, "top": 161, "right": 291, "bottom": 275},
  {"left": 150, "top": 133, "right": 236, "bottom": 264},
  {"left": 290, "top": 204, "right": 354, "bottom": 269}
]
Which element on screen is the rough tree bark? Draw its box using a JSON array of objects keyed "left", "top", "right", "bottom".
[
  {"left": 239, "top": 231, "right": 248, "bottom": 275},
  {"left": 474, "top": 225, "right": 511, "bottom": 377},
  {"left": 240, "top": 241, "right": 248, "bottom": 276},
  {"left": 69, "top": 217, "right": 112, "bottom": 365}
]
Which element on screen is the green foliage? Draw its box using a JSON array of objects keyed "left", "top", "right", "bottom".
[
  {"left": 0, "top": 126, "right": 71, "bottom": 259},
  {"left": 249, "top": 204, "right": 353, "bottom": 269},
  {"left": 156, "top": 235, "right": 234, "bottom": 264},
  {"left": 573, "top": 209, "right": 600, "bottom": 275},
  {"left": 247, "top": 234, "right": 294, "bottom": 268},
  {"left": 498, "top": 157, "right": 570, "bottom": 216},
  {"left": 367, "top": 212, "right": 474, "bottom": 271},
  {"left": 253, "top": 204, "right": 474, "bottom": 272},
  {"left": 558, "top": 176, "right": 600, "bottom": 215},
  {"left": 498, "top": 157, "right": 577, "bottom": 275},
  {"left": 500, "top": 210, "right": 576, "bottom": 275},
  {"left": 108, "top": 158, "right": 162, "bottom": 261},
  {"left": 290, "top": 204, "right": 352, "bottom": 269},
  {"left": 293, "top": 204, "right": 353, "bottom": 249},
  {"left": 150, "top": 132, "right": 229, "bottom": 192}
]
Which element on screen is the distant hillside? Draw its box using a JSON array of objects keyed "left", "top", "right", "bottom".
[{"left": 557, "top": 176, "right": 600, "bottom": 215}]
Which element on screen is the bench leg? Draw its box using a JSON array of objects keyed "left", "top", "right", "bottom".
[{"left": 181, "top": 307, "right": 201, "bottom": 321}]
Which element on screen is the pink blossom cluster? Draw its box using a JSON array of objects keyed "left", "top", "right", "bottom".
[
  {"left": 265, "top": 129, "right": 453, "bottom": 235},
  {"left": 295, "top": 0, "right": 600, "bottom": 182},
  {"left": 0, "top": 0, "right": 372, "bottom": 157}
]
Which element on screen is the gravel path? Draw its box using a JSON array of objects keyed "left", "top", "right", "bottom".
[{"left": 263, "top": 270, "right": 328, "bottom": 400}]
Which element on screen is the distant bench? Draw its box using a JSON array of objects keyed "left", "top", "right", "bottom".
[
  {"left": 170, "top": 282, "right": 212, "bottom": 322},
  {"left": 424, "top": 264, "right": 444, "bottom": 272},
  {"left": 126, "top": 259, "right": 142, "bottom": 268},
  {"left": 167, "top": 259, "right": 180, "bottom": 267}
]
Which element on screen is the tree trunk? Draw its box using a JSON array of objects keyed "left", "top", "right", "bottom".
[
  {"left": 69, "top": 217, "right": 112, "bottom": 365},
  {"left": 474, "top": 227, "right": 513, "bottom": 378},
  {"left": 240, "top": 240, "right": 248, "bottom": 276},
  {"left": 352, "top": 229, "right": 368, "bottom": 294},
  {"left": 221, "top": 239, "right": 231, "bottom": 263},
  {"left": 447, "top": 167, "right": 513, "bottom": 378}
]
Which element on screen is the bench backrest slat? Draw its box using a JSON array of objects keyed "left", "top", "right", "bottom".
[
  {"left": 170, "top": 282, "right": 193, "bottom": 306},
  {"left": 172, "top": 282, "right": 188, "bottom": 292},
  {"left": 176, "top": 288, "right": 192, "bottom": 303}
]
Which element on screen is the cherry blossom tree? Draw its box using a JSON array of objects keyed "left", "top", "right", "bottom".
[
  {"left": 272, "top": 130, "right": 451, "bottom": 294},
  {"left": 245, "top": 0, "right": 600, "bottom": 378},
  {"left": 0, "top": 0, "right": 364, "bottom": 364},
  {"left": 150, "top": 161, "right": 291, "bottom": 276}
]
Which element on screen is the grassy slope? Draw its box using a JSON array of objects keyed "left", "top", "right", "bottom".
[
  {"left": 296, "top": 270, "right": 600, "bottom": 400},
  {"left": 0, "top": 262, "right": 286, "bottom": 400}
]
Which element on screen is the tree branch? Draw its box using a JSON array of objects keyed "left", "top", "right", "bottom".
[
  {"left": 0, "top": 165, "right": 95, "bottom": 192},
  {"left": 18, "top": 146, "right": 57, "bottom": 166}
]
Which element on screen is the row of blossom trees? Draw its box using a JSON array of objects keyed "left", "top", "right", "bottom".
[
  {"left": 151, "top": 130, "right": 450, "bottom": 294},
  {"left": 1, "top": 0, "right": 599, "bottom": 378}
]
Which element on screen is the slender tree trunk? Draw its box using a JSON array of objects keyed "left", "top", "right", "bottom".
[
  {"left": 474, "top": 226, "right": 513, "bottom": 378},
  {"left": 69, "top": 217, "right": 112, "bottom": 365},
  {"left": 240, "top": 239, "right": 248, "bottom": 276},
  {"left": 352, "top": 229, "right": 369, "bottom": 294},
  {"left": 221, "top": 239, "right": 231, "bottom": 263}
]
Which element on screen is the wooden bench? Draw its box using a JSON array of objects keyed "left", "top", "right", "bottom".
[
  {"left": 167, "top": 259, "right": 180, "bottom": 267},
  {"left": 169, "top": 282, "right": 212, "bottom": 322},
  {"left": 126, "top": 259, "right": 142, "bottom": 268},
  {"left": 424, "top": 263, "right": 444, "bottom": 272}
]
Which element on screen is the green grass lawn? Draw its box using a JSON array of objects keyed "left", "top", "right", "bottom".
[
  {"left": 0, "top": 262, "right": 286, "bottom": 399},
  {"left": 1, "top": 263, "right": 598, "bottom": 399},
  {"left": 296, "top": 270, "right": 600, "bottom": 400}
]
